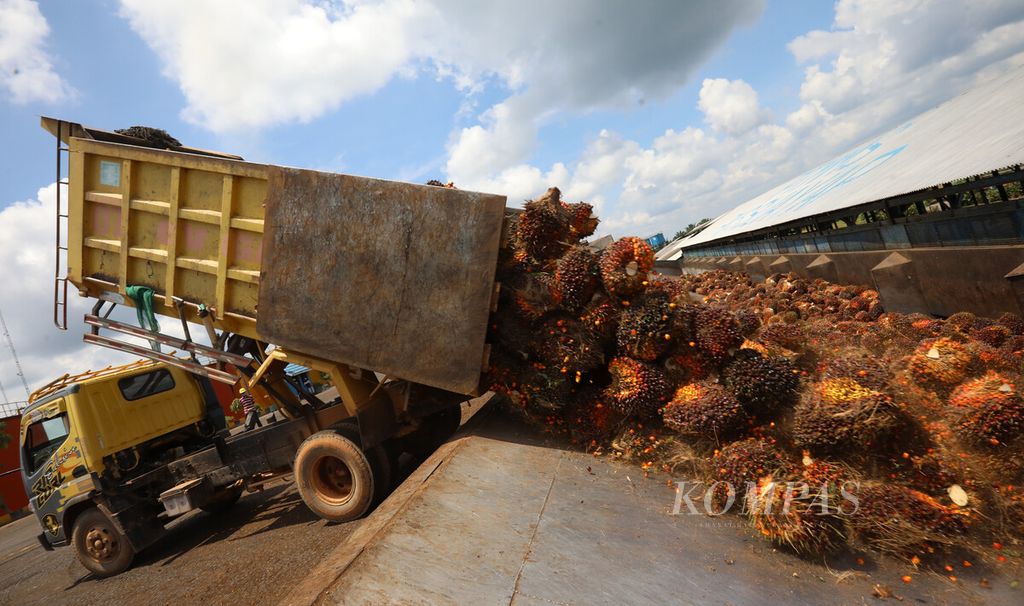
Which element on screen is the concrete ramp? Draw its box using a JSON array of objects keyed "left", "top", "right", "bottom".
[{"left": 282, "top": 407, "right": 1012, "bottom": 606}]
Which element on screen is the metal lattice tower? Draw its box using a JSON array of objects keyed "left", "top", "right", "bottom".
[{"left": 0, "top": 305, "right": 30, "bottom": 398}]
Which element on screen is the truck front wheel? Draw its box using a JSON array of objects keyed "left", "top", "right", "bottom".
[
  {"left": 72, "top": 508, "right": 136, "bottom": 577},
  {"left": 294, "top": 430, "right": 374, "bottom": 522}
]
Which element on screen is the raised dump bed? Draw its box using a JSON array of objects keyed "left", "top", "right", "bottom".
[{"left": 43, "top": 117, "right": 506, "bottom": 394}]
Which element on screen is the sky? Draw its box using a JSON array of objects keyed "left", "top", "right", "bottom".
[{"left": 1, "top": 0, "right": 1023, "bottom": 400}]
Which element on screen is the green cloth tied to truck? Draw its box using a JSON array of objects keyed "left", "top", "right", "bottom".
[{"left": 125, "top": 285, "right": 161, "bottom": 352}]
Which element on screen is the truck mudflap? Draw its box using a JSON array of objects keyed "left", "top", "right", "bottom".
[{"left": 36, "top": 533, "right": 54, "bottom": 551}]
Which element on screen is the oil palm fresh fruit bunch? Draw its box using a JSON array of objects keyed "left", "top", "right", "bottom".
[
  {"left": 617, "top": 290, "right": 674, "bottom": 361},
  {"left": 695, "top": 307, "right": 743, "bottom": 361},
  {"left": 721, "top": 349, "right": 799, "bottom": 418},
  {"left": 709, "top": 438, "right": 792, "bottom": 508},
  {"left": 906, "top": 337, "right": 975, "bottom": 391},
  {"left": 792, "top": 379, "right": 899, "bottom": 455},
  {"left": 599, "top": 237, "right": 654, "bottom": 299},
  {"left": 747, "top": 474, "right": 848, "bottom": 556},
  {"left": 662, "top": 382, "right": 748, "bottom": 441},
  {"left": 948, "top": 370, "right": 1024, "bottom": 447},
  {"left": 604, "top": 356, "right": 671, "bottom": 418},
  {"left": 512, "top": 187, "right": 573, "bottom": 263},
  {"left": 849, "top": 482, "right": 970, "bottom": 559},
  {"left": 552, "top": 245, "right": 600, "bottom": 312}
]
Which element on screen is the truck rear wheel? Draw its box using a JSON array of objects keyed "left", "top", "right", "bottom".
[
  {"left": 403, "top": 403, "right": 462, "bottom": 457},
  {"left": 72, "top": 508, "right": 135, "bottom": 578},
  {"left": 294, "top": 430, "right": 374, "bottom": 522}
]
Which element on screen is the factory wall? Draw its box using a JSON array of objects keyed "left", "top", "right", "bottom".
[{"left": 678, "top": 244, "right": 1024, "bottom": 318}]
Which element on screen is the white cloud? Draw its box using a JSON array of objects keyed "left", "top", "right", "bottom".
[
  {"left": 118, "top": 0, "right": 430, "bottom": 131},
  {"left": 697, "top": 78, "right": 768, "bottom": 135},
  {"left": 470, "top": 0, "right": 1024, "bottom": 239},
  {"left": 114, "top": 0, "right": 1024, "bottom": 243},
  {"left": 0, "top": 185, "right": 131, "bottom": 399},
  {"left": 441, "top": 1, "right": 763, "bottom": 191},
  {"left": 117, "top": 1, "right": 764, "bottom": 157},
  {"left": 0, "top": 185, "right": 197, "bottom": 401},
  {"left": 0, "top": 0, "right": 74, "bottom": 104}
]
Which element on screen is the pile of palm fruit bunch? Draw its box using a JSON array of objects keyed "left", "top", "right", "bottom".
[{"left": 483, "top": 188, "right": 1023, "bottom": 567}]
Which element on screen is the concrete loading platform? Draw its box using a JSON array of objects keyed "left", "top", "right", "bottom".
[{"left": 280, "top": 403, "right": 1015, "bottom": 606}]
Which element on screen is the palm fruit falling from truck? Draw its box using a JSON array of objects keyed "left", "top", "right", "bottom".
[{"left": 485, "top": 185, "right": 1024, "bottom": 566}]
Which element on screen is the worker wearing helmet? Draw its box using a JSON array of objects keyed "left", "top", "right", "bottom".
[{"left": 240, "top": 387, "right": 262, "bottom": 431}]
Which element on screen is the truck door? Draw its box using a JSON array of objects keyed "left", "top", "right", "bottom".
[{"left": 21, "top": 401, "right": 86, "bottom": 545}]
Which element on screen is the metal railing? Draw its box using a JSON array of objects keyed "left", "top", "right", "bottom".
[{"left": 54, "top": 119, "right": 70, "bottom": 330}]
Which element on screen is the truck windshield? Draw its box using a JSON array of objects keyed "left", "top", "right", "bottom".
[{"left": 24, "top": 414, "right": 70, "bottom": 473}]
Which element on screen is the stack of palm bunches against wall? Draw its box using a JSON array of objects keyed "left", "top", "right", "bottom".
[{"left": 484, "top": 190, "right": 1023, "bottom": 565}]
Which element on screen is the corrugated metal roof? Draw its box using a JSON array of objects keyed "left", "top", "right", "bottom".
[
  {"left": 661, "top": 66, "right": 1024, "bottom": 259},
  {"left": 283, "top": 363, "right": 309, "bottom": 377}
]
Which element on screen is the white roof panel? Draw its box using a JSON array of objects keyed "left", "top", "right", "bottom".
[{"left": 674, "top": 66, "right": 1024, "bottom": 253}]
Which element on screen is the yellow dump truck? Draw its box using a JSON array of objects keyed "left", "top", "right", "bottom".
[{"left": 20, "top": 117, "right": 507, "bottom": 576}]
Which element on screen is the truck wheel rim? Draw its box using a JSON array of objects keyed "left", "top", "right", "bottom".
[
  {"left": 85, "top": 526, "right": 118, "bottom": 562},
  {"left": 311, "top": 455, "right": 353, "bottom": 505}
]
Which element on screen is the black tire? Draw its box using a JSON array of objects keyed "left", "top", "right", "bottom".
[
  {"left": 367, "top": 444, "right": 393, "bottom": 506},
  {"left": 332, "top": 422, "right": 392, "bottom": 507},
  {"left": 403, "top": 403, "right": 462, "bottom": 457},
  {"left": 200, "top": 486, "right": 244, "bottom": 514},
  {"left": 294, "top": 429, "right": 374, "bottom": 522},
  {"left": 72, "top": 508, "right": 135, "bottom": 577}
]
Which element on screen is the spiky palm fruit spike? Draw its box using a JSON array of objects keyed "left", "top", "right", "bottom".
[
  {"left": 669, "top": 301, "right": 700, "bottom": 344},
  {"left": 747, "top": 475, "right": 848, "bottom": 556},
  {"left": 662, "top": 350, "right": 713, "bottom": 385},
  {"left": 734, "top": 308, "right": 761, "bottom": 337},
  {"left": 599, "top": 237, "right": 655, "bottom": 298},
  {"left": 648, "top": 276, "right": 687, "bottom": 299},
  {"left": 616, "top": 290, "right": 673, "bottom": 361},
  {"left": 695, "top": 307, "right": 743, "bottom": 361},
  {"left": 721, "top": 349, "right": 799, "bottom": 417},
  {"left": 710, "top": 438, "right": 793, "bottom": 507},
  {"left": 800, "top": 458, "right": 850, "bottom": 490},
  {"left": 604, "top": 357, "right": 671, "bottom": 418},
  {"left": 553, "top": 245, "right": 599, "bottom": 312},
  {"left": 966, "top": 339, "right": 1020, "bottom": 374},
  {"left": 943, "top": 311, "right": 979, "bottom": 335},
  {"left": 506, "top": 271, "right": 557, "bottom": 321},
  {"left": 907, "top": 337, "right": 974, "bottom": 389},
  {"left": 759, "top": 322, "right": 805, "bottom": 351},
  {"left": 662, "top": 382, "right": 748, "bottom": 440},
  {"left": 948, "top": 370, "right": 1024, "bottom": 447},
  {"left": 579, "top": 296, "right": 621, "bottom": 343},
  {"left": 971, "top": 324, "right": 1012, "bottom": 348},
  {"left": 792, "top": 384, "right": 898, "bottom": 455},
  {"left": 563, "top": 388, "right": 623, "bottom": 448},
  {"left": 512, "top": 187, "right": 572, "bottom": 262},
  {"left": 850, "top": 483, "right": 969, "bottom": 559},
  {"left": 488, "top": 304, "right": 535, "bottom": 357},
  {"left": 888, "top": 451, "right": 964, "bottom": 497},
  {"left": 562, "top": 200, "right": 598, "bottom": 240},
  {"left": 822, "top": 350, "right": 892, "bottom": 392},
  {"left": 532, "top": 314, "right": 605, "bottom": 376},
  {"left": 997, "top": 312, "right": 1024, "bottom": 335}
]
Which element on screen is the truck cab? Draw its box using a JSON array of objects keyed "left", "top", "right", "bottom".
[{"left": 20, "top": 361, "right": 227, "bottom": 574}]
